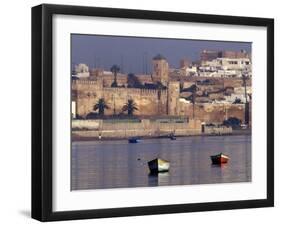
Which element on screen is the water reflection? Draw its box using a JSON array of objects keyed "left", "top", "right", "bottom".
[
  {"left": 71, "top": 135, "right": 251, "bottom": 190},
  {"left": 148, "top": 172, "right": 170, "bottom": 187}
]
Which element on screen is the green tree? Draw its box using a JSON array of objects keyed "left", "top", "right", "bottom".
[
  {"left": 93, "top": 98, "right": 109, "bottom": 116},
  {"left": 110, "top": 65, "right": 120, "bottom": 87},
  {"left": 122, "top": 99, "right": 138, "bottom": 116},
  {"left": 127, "top": 73, "right": 143, "bottom": 88},
  {"left": 156, "top": 81, "right": 166, "bottom": 89},
  {"left": 223, "top": 117, "right": 242, "bottom": 129}
]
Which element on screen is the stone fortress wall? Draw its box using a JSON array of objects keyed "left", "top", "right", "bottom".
[
  {"left": 72, "top": 79, "right": 246, "bottom": 124},
  {"left": 72, "top": 80, "right": 170, "bottom": 117},
  {"left": 178, "top": 102, "right": 245, "bottom": 123}
]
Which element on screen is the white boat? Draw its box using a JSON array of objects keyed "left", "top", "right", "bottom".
[{"left": 148, "top": 158, "right": 170, "bottom": 173}]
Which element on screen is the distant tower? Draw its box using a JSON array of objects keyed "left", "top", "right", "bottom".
[
  {"left": 167, "top": 81, "right": 180, "bottom": 116},
  {"left": 180, "top": 58, "right": 190, "bottom": 69},
  {"left": 152, "top": 54, "right": 169, "bottom": 86}
]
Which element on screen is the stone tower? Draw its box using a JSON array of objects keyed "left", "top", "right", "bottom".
[
  {"left": 180, "top": 58, "right": 190, "bottom": 69},
  {"left": 152, "top": 54, "right": 169, "bottom": 86},
  {"left": 168, "top": 81, "right": 180, "bottom": 115}
]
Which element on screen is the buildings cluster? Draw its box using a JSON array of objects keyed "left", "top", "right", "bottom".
[
  {"left": 198, "top": 50, "right": 251, "bottom": 78},
  {"left": 74, "top": 49, "right": 251, "bottom": 79},
  {"left": 72, "top": 49, "right": 251, "bottom": 125},
  {"left": 168, "top": 49, "right": 251, "bottom": 78}
]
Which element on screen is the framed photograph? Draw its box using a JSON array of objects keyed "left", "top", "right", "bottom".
[{"left": 32, "top": 4, "right": 274, "bottom": 221}]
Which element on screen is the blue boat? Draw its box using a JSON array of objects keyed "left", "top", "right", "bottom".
[
  {"left": 128, "top": 137, "right": 141, "bottom": 143},
  {"left": 169, "top": 133, "right": 176, "bottom": 140},
  {"left": 169, "top": 135, "right": 176, "bottom": 140}
]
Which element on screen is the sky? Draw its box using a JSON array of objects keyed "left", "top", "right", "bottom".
[{"left": 71, "top": 34, "right": 251, "bottom": 75}]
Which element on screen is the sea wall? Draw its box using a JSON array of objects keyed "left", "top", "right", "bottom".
[
  {"left": 203, "top": 125, "right": 232, "bottom": 135},
  {"left": 72, "top": 119, "right": 202, "bottom": 139}
]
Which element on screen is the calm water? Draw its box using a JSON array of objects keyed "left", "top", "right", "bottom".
[{"left": 71, "top": 135, "right": 251, "bottom": 190}]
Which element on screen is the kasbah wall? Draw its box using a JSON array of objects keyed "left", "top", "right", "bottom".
[
  {"left": 178, "top": 102, "right": 245, "bottom": 123},
  {"left": 72, "top": 79, "right": 245, "bottom": 124},
  {"left": 72, "top": 80, "right": 169, "bottom": 117}
]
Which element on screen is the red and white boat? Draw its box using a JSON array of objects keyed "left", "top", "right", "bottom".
[{"left": 210, "top": 153, "right": 229, "bottom": 164}]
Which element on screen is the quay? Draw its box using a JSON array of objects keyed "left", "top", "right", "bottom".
[{"left": 72, "top": 118, "right": 233, "bottom": 140}]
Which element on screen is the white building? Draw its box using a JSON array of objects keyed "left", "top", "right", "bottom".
[
  {"left": 72, "top": 101, "right": 76, "bottom": 118},
  {"left": 224, "top": 94, "right": 247, "bottom": 103},
  {"left": 74, "top": 63, "right": 90, "bottom": 78},
  {"left": 199, "top": 57, "right": 251, "bottom": 78}
]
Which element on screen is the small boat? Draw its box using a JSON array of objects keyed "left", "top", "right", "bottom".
[
  {"left": 128, "top": 137, "right": 141, "bottom": 143},
  {"left": 166, "top": 133, "right": 176, "bottom": 140},
  {"left": 170, "top": 135, "right": 176, "bottom": 140},
  {"left": 210, "top": 153, "right": 229, "bottom": 164},
  {"left": 148, "top": 158, "right": 170, "bottom": 173}
]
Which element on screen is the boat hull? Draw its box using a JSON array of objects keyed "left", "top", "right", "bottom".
[
  {"left": 128, "top": 137, "right": 140, "bottom": 143},
  {"left": 128, "top": 139, "right": 139, "bottom": 143},
  {"left": 210, "top": 153, "right": 229, "bottom": 164},
  {"left": 148, "top": 158, "right": 170, "bottom": 173}
]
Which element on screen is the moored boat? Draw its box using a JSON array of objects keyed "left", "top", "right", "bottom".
[
  {"left": 210, "top": 153, "right": 229, "bottom": 164},
  {"left": 148, "top": 158, "right": 170, "bottom": 173},
  {"left": 128, "top": 137, "right": 141, "bottom": 143},
  {"left": 169, "top": 135, "right": 176, "bottom": 140}
]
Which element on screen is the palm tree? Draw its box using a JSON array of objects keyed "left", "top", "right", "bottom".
[
  {"left": 110, "top": 65, "right": 120, "bottom": 87},
  {"left": 127, "top": 73, "right": 143, "bottom": 88},
  {"left": 122, "top": 99, "right": 138, "bottom": 116},
  {"left": 93, "top": 98, "right": 109, "bottom": 116}
]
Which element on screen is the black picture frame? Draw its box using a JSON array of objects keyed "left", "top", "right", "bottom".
[{"left": 32, "top": 4, "right": 274, "bottom": 222}]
